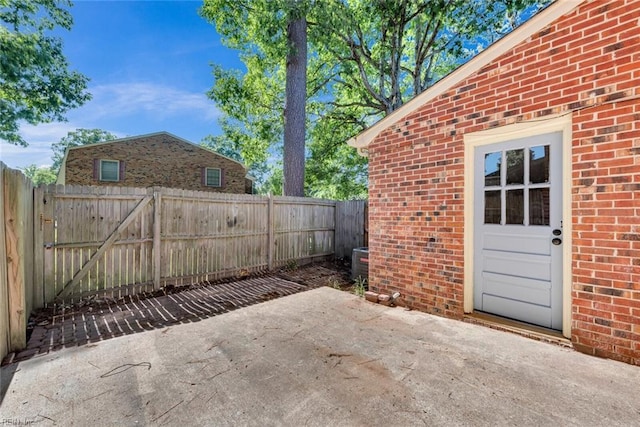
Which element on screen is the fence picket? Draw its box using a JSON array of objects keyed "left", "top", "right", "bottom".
[
  {"left": 2, "top": 165, "right": 34, "bottom": 352},
  {"left": 0, "top": 164, "right": 9, "bottom": 360}
]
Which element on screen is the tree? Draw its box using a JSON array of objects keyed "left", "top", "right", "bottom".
[
  {"left": 21, "top": 164, "right": 57, "bottom": 185},
  {"left": 51, "top": 128, "right": 117, "bottom": 173},
  {"left": 311, "top": 0, "right": 549, "bottom": 116},
  {"left": 202, "top": 0, "right": 309, "bottom": 196},
  {"left": 0, "top": 0, "right": 91, "bottom": 146},
  {"left": 201, "top": 0, "right": 548, "bottom": 199},
  {"left": 282, "top": 0, "right": 307, "bottom": 197}
]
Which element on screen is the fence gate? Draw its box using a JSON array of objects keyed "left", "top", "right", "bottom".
[{"left": 40, "top": 186, "right": 156, "bottom": 303}]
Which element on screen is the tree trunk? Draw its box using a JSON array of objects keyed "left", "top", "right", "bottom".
[{"left": 283, "top": 13, "right": 307, "bottom": 197}]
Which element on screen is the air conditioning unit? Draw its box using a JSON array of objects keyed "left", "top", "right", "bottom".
[{"left": 351, "top": 247, "right": 369, "bottom": 280}]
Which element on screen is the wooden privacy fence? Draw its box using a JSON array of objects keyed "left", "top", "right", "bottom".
[
  {"left": 1, "top": 165, "right": 366, "bottom": 360},
  {"left": 39, "top": 185, "right": 366, "bottom": 303}
]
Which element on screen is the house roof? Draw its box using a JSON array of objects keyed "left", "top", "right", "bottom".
[
  {"left": 62, "top": 131, "right": 247, "bottom": 169},
  {"left": 347, "top": 0, "right": 585, "bottom": 155}
]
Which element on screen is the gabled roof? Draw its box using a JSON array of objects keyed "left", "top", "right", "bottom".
[
  {"left": 62, "top": 131, "right": 247, "bottom": 169},
  {"left": 347, "top": 0, "right": 584, "bottom": 154}
]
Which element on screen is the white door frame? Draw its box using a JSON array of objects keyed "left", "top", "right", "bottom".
[{"left": 463, "top": 115, "right": 573, "bottom": 338}]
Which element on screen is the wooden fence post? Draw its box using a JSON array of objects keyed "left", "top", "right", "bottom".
[
  {"left": 334, "top": 201, "right": 339, "bottom": 257},
  {"left": 32, "top": 186, "right": 45, "bottom": 309},
  {"left": 335, "top": 200, "right": 345, "bottom": 259},
  {"left": 3, "top": 167, "right": 31, "bottom": 351},
  {"left": 0, "top": 163, "right": 9, "bottom": 361},
  {"left": 364, "top": 200, "right": 369, "bottom": 247},
  {"left": 267, "top": 193, "right": 274, "bottom": 270},
  {"left": 153, "top": 188, "right": 162, "bottom": 290},
  {"left": 41, "top": 186, "right": 56, "bottom": 305}
]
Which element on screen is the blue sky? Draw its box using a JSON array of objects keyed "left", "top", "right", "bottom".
[{"left": 1, "top": 0, "right": 242, "bottom": 169}]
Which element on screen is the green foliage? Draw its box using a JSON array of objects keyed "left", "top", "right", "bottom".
[
  {"left": 206, "top": 65, "right": 284, "bottom": 169},
  {"left": 201, "top": 0, "right": 548, "bottom": 199},
  {"left": 310, "top": 0, "right": 549, "bottom": 114},
  {"left": 353, "top": 276, "right": 367, "bottom": 297},
  {"left": 306, "top": 111, "right": 368, "bottom": 200},
  {"left": 200, "top": 133, "right": 244, "bottom": 163},
  {"left": 51, "top": 128, "right": 117, "bottom": 173},
  {"left": 21, "top": 164, "right": 56, "bottom": 185},
  {"left": 0, "top": 0, "right": 91, "bottom": 146},
  {"left": 329, "top": 278, "right": 342, "bottom": 290},
  {"left": 260, "top": 164, "right": 284, "bottom": 195}
]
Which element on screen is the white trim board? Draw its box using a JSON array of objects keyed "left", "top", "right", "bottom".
[{"left": 463, "top": 114, "right": 573, "bottom": 338}]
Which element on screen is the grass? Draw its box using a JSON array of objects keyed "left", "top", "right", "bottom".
[
  {"left": 353, "top": 276, "right": 367, "bottom": 297},
  {"left": 329, "top": 278, "right": 343, "bottom": 290}
]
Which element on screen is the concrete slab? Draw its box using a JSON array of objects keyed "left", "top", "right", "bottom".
[{"left": 2, "top": 287, "right": 639, "bottom": 426}]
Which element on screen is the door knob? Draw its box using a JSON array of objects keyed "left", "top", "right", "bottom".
[
  {"left": 552, "top": 238, "right": 562, "bottom": 245},
  {"left": 552, "top": 229, "right": 562, "bottom": 236}
]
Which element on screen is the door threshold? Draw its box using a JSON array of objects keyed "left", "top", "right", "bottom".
[{"left": 464, "top": 311, "right": 572, "bottom": 348}]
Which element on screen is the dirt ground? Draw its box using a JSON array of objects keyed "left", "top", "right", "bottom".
[{"left": 2, "top": 261, "right": 355, "bottom": 366}]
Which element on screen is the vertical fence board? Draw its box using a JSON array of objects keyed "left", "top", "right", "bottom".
[
  {"left": 153, "top": 190, "right": 161, "bottom": 289},
  {"left": 2, "top": 165, "right": 33, "bottom": 351},
  {"left": 42, "top": 186, "right": 56, "bottom": 304},
  {"left": 23, "top": 178, "right": 34, "bottom": 320},
  {"left": 0, "top": 163, "right": 9, "bottom": 360}
]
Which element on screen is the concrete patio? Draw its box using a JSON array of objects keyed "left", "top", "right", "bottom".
[{"left": 2, "top": 286, "right": 639, "bottom": 426}]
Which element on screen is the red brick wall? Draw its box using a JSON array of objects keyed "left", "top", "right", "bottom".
[
  {"left": 367, "top": 0, "right": 640, "bottom": 364},
  {"left": 63, "top": 133, "right": 248, "bottom": 194}
]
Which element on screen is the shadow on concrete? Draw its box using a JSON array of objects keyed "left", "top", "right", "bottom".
[
  {"left": 0, "top": 362, "right": 18, "bottom": 405},
  {"left": 3, "top": 264, "right": 349, "bottom": 365}
]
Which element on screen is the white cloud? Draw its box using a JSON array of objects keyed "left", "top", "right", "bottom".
[
  {"left": 0, "top": 81, "right": 220, "bottom": 169},
  {"left": 1, "top": 122, "right": 124, "bottom": 169},
  {"left": 1, "top": 123, "right": 78, "bottom": 169},
  {"left": 89, "top": 82, "right": 220, "bottom": 121},
  {"left": 20, "top": 122, "right": 85, "bottom": 142}
]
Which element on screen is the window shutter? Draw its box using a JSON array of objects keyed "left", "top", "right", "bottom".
[
  {"left": 221, "top": 169, "right": 225, "bottom": 187},
  {"left": 201, "top": 167, "right": 206, "bottom": 186},
  {"left": 119, "top": 161, "right": 126, "bottom": 181},
  {"left": 93, "top": 159, "right": 99, "bottom": 180}
]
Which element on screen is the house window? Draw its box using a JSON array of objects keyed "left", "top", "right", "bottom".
[
  {"left": 100, "top": 160, "right": 120, "bottom": 182},
  {"left": 205, "top": 167, "right": 221, "bottom": 187}
]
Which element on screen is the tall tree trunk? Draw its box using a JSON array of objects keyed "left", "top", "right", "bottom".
[{"left": 283, "top": 12, "right": 307, "bottom": 197}]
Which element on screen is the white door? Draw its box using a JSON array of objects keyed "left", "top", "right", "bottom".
[{"left": 473, "top": 132, "right": 563, "bottom": 330}]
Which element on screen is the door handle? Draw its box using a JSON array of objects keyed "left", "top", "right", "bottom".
[
  {"left": 552, "top": 238, "right": 562, "bottom": 245},
  {"left": 552, "top": 229, "right": 562, "bottom": 236}
]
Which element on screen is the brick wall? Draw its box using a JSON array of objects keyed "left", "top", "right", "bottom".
[
  {"left": 367, "top": 0, "right": 639, "bottom": 364},
  {"left": 63, "top": 133, "right": 248, "bottom": 194}
]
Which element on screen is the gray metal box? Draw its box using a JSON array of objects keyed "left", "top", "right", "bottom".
[{"left": 351, "top": 247, "right": 369, "bottom": 280}]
